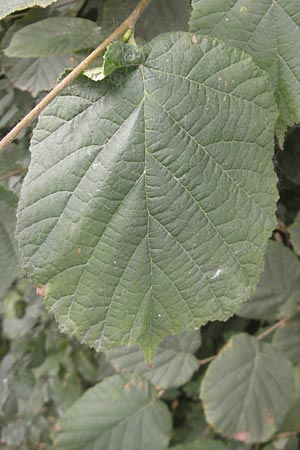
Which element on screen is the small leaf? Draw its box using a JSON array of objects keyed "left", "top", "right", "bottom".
[
  {"left": 55, "top": 374, "right": 171, "bottom": 450},
  {"left": 17, "top": 32, "right": 278, "bottom": 362},
  {"left": 201, "top": 333, "right": 294, "bottom": 443},
  {"left": 103, "top": 42, "right": 144, "bottom": 77},
  {"left": 238, "top": 241, "right": 300, "bottom": 320},
  {"left": 107, "top": 330, "right": 201, "bottom": 389},
  {"left": 0, "top": 0, "right": 58, "bottom": 19},
  {"left": 273, "top": 321, "right": 300, "bottom": 366},
  {"left": 0, "top": 187, "right": 21, "bottom": 299},
  {"left": 4, "top": 17, "right": 101, "bottom": 57},
  {"left": 190, "top": 0, "right": 300, "bottom": 143}
]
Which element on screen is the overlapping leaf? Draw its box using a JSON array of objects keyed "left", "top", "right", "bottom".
[
  {"left": 280, "top": 367, "right": 300, "bottom": 433},
  {"left": 107, "top": 330, "right": 201, "bottom": 389},
  {"left": 17, "top": 33, "right": 278, "bottom": 362},
  {"left": 4, "top": 17, "right": 101, "bottom": 57},
  {"left": 0, "top": 188, "right": 21, "bottom": 299},
  {"left": 273, "top": 321, "right": 300, "bottom": 365},
  {"left": 238, "top": 240, "right": 300, "bottom": 320},
  {"left": 190, "top": 0, "right": 300, "bottom": 143},
  {"left": 290, "top": 211, "right": 300, "bottom": 255},
  {"left": 201, "top": 334, "right": 294, "bottom": 443},
  {"left": 170, "top": 438, "right": 227, "bottom": 450},
  {"left": 55, "top": 374, "right": 171, "bottom": 450},
  {"left": 0, "top": 0, "right": 58, "bottom": 19}
]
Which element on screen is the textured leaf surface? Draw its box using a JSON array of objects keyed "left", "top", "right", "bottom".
[
  {"left": 273, "top": 321, "right": 300, "bottom": 365},
  {"left": 104, "top": 42, "right": 144, "bottom": 78},
  {"left": 238, "top": 241, "right": 300, "bottom": 320},
  {"left": 107, "top": 330, "right": 201, "bottom": 389},
  {"left": 201, "top": 334, "right": 294, "bottom": 443},
  {"left": 0, "top": 188, "right": 21, "bottom": 299},
  {"left": 55, "top": 374, "right": 171, "bottom": 450},
  {"left": 17, "top": 32, "right": 278, "bottom": 362},
  {"left": 102, "top": 0, "right": 191, "bottom": 42},
  {"left": 0, "top": 0, "right": 58, "bottom": 19},
  {"left": 190, "top": 0, "right": 300, "bottom": 142},
  {"left": 4, "top": 18, "right": 101, "bottom": 57}
]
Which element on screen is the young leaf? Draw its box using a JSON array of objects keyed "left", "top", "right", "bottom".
[
  {"left": 273, "top": 321, "right": 300, "bottom": 366},
  {"left": 0, "top": 187, "right": 21, "bottom": 299},
  {"left": 16, "top": 32, "right": 278, "bottom": 362},
  {"left": 201, "top": 334, "right": 294, "bottom": 443},
  {"left": 190, "top": 0, "right": 300, "bottom": 143},
  {"left": 103, "top": 42, "right": 144, "bottom": 78},
  {"left": 4, "top": 17, "right": 101, "bottom": 57},
  {"left": 238, "top": 240, "right": 300, "bottom": 320},
  {"left": 54, "top": 374, "right": 171, "bottom": 450},
  {"left": 0, "top": 0, "right": 58, "bottom": 19},
  {"left": 107, "top": 330, "right": 201, "bottom": 389}
]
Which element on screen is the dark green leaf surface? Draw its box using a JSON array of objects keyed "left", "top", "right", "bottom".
[
  {"left": 190, "top": 0, "right": 300, "bottom": 143},
  {"left": 55, "top": 374, "right": 171, "bottom": 450},
  {"left": 273, "top": 321, "right": 300, "bottom": 365},
  {"left": 0, "top": 188, "right": 20, "bottom": 299},
  {"left": 238, "top": 241, "right": 300, "bottom": 320},
  {"left": 0, "top": 0, "right": 58, "bottom": 19},
  {"left": 107, "top": 330, "right": 201, "bottom": 389},
  {"left": 17, "top": 32, "right": 278, "bottom": 362},
  {"left": 201, "top": 334, "right": 294, "bottom": 443},
  {"left": 4, "top": 17, "right": 101, "bottom": 57}
]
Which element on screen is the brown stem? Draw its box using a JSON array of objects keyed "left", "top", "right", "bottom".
[
  {"left": 0, "top": 167, "right": 27, "bottom": 182},
  {"left": 256, "top": 318, "right": 287, "bottom": 340},
  {"left": 199, "top": 355, "right": 216, "bottom": 366},
  {"left": 0, "top": 0, "right": 152, "bottom": 152}
]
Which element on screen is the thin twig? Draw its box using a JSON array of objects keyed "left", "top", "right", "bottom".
[
  {"left": 199, "top": 355, "right": 217, "bottom": 366},
  {"left": 0, "top": 0, "right": 152, "bottom": 152},
  {"left": 256, "top": 318, "right": 287, "bottom": 340},
  {"left": 0, "top": 167, "right": 27, "bottom": 182}
]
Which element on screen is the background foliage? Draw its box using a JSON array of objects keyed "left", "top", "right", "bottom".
[{"left": 1, "top": 0, "right": 300, "bottom": 449}]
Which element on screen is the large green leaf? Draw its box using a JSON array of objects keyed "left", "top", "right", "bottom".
[
  {"left": 107, "top": 330, "right": 201, "bottom": 389},
  {"left": 0, "top": 0, "right": 58, "bottom": 19},
  {"left": 102, "top": 0, "right": 191, "bottom": 42},
  {"left": 190, "top": 0, "right": 300, "bottom": 143},
  {"left": 238, "top": 240, "right": 300, "bottom": 320},
  {"left": 55, "top": 374, "right": 171, "bottom": 450},
  {"left": 4, "top": 17, "right": 101, "bottom": 57},
  {"left": 16, "top": 32, "right": 278, "bottom": 362},
  {"left": 0, "top": 188, "right": 21, "bottom": 299},
  {"left": 273, "top": 321, "right": 300, "bottom": 366},
  {"left": 201, "top": 334, "right": 294, "bottom": 443}
]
